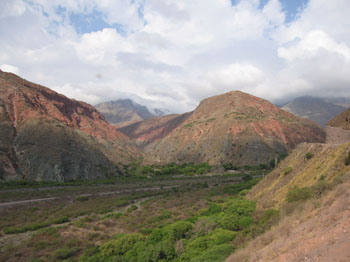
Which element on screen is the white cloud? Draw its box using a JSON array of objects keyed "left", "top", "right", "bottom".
[
  {"left": 0, "top": 0, "right": 349, "bottom": 112},
  {"left": 278, "top": 30, "right": 350, "bottom": 61},
  {"left": 209, "top": 63, "right": 264, "bottom": 88},
  {"left": 0, "top": 0, "right": 26, "bottom": 18},
  {"left": 0, "top": 64, "right": 20, "bottom": 74}
]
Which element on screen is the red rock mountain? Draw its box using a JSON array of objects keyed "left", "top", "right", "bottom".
[
  {"left": 0, "top": 70, "right": 139, "bottom": 181},
  {"left": 120, "top": 91, "right": 326, "bottom": 166}
]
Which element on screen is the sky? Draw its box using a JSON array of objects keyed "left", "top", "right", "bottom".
[{"left": 0, "top": 0, "right": 349, "bottom": 113}]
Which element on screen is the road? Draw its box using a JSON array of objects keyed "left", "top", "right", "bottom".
[{"left": 0, "top": 185, "right": 177, "bottom": 208}]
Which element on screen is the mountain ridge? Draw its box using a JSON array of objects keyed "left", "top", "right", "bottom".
[
  {"left": 281, "top": 96, "right": 347, "bottom": 127},
  {"left": 120, "top": 90, "right": 326, "bottom": 166},
  {"left": 0, "top": 70, "right": 140, "bottom": 181}
]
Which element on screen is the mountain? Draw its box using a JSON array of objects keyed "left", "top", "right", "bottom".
[
  {"left": 95, "top": 99, "right": 155, "bottom": 127},
  {"left": 325, "top": 108, "right": 350, "bottom": 144},
  {"left": 327, "top": 108, "right": 350, "bottom": 130},
  {"left": 281, "top": 96, "right": 346, "bottom": 127},
  {"left": 119, "top": 113, "right": 192, "bottom": 146},
  {"left": 152, "top": 108, "right": 173, "bottom": 117},
  {"left": 324, "top": 97, "right": 350, "bottom": 108},
  {"left": 120, "top": 91, "right": 326, "bottom": 166},
  {"left": 0, "top": 70, "right": 139, "bottom": 181}
]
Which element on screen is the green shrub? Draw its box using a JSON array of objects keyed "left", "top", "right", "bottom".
[
  {"left": 305, "top": 152, "right": 314, "bottom": 160},
  {"left": 200, "top": 204, "right": 222, "bottom": 216},
  {"left": 168, "top": 221, "right": 193, "bottom": 241},
  {"left": 282, "top": 166, "right": 293, "bottom": 175},
  {"left": 184, "top": 244, "right": 234, "bottom": 262},
  {"left": 286, "top": 186, "right": 312, "bottom": 203},
  {"left": 52, "top": 247, "right": 78, "bottom": 260},
  {"left": 103, "top": 212, "right": 123, "bottom": 219},
  {"left": 115, "top": 199, "right": 129, "bottom": 207},
  {"left": 100, "top": 233, "right": 146, "bottom": 257},
  {"left": 223, "top": 179, "right": 259, "bottom": 195},
  {"left": 4, "top": 221, "right": 50, "bottom": 234},
  {"left": 345, "top": 152, "right": 350, "bottom": 166},
  {"left": 127, "top": 205, "right": 138, "bottom": 212},
  {"left": 53, "top": 216, "right": 69, "bottom": 224},
  {"left": 76, "top": 195, "right": 89, "bottom": 202}
]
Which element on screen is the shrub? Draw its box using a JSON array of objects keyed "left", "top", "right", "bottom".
[
  {"left": 187, "top": 244, "right": 234, "bottom": 262},
  {"left": 76, "top": 195, "right": 89, "bottom": 202},
  {"left": 127, "top": 205, "right": 137, "bottom": 212},
  {"left": 312, "top": 180, "right": 331, "bottom": 197},
  {"left": 100, "top": 233, "right": 145, "bottom": 257},
  {"left": 223, "top": 163, "right": 234, "bottom": 170},
  {"left": 103, "top": 212, "right": 122, "bottom": 219},
  {"left": 286, "top": 186, "right": 312, "bottom": 203},
  {"left": 282, "top": 166, "right": 293, "bottom": 175},
  {"left": 52, "top": 216, "right": 69, "bottom": 224},
  {"left": 223, "top": 179, "right": 259, "bottom": 195},
  {"left": 169, "top": 221, "right": 193, "bottom": 241},
  {"left": 192, "top": 218, "right": 216, "bottom": 237},
  {"left": 345, "top": 152, "right": 350, "bottom": 166},
  {"left": 196, "top": 167, "right": 206, "bottom": 174},
  {"left": 115, "top": 199, "right": 129, "bottom": 207},
  {"left": 52, "top": 247, "right": 78, "bottom": 260},
  {"left": 305, "top": 152, "right": 314, "bottom": 160},
  {"left": 200, "top": 204, "right": 222, "bottom": 216}
]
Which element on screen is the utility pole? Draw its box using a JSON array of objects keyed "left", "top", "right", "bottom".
[{"left": 275, "top": 155, "right": 278, "bottom": 168}]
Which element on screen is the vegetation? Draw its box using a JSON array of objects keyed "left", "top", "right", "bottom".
[
  {"left": 305, "top": 152, "right": 314, "bottom": 160},
  {"left": 127, "top": 162, "right": 212, "bottom": 177},
  {"left": 80, "top": 194, "right": 276, "bottom": 262},
  {"left": 223, "top": 163, "right": 269, "bottom": 171},
  {"left": 0, "top": 175, "right": 278, "bottom": 262},
  {"left": 282, "top": 166, "right": 293, "bottom": 175},
  {"left": 286, "top": 186, "right": 312, "bottom": 203},
  {"left": 345, "top": 151, "right": 350, "bottom": 166},
  {"left": 286, "top": 177, "right": 334, "bottom": 203},
  {"left": 269, "top": 153, "right": 288, "bottom": 168}
]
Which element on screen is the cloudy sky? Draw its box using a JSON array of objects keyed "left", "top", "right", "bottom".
[{"left": 0, "top": 0, "right": 349, "bottom": 113}]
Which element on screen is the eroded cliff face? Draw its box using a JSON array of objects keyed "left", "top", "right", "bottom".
[
  {"left": 0, "top": 70, "right": 140, "bottom": 181},
  {"left": 121, "top": 91, "right": 326, "bottom": 166}
]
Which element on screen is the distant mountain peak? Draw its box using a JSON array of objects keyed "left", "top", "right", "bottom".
[
  {"left": 95, "top": 99, "right": 172, "bottom": 126},
  {"left": 282, "top": 96, "right": 346, "bottom": 127}
]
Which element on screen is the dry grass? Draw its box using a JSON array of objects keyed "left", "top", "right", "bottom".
[
  {"left": 226, "top": 177, "right": 350, "bottom": 262},
  {"left": 247, "top": 142, "right": 350, "bottom": 209}
]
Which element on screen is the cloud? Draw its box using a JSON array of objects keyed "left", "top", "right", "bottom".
[
  {"left": 278, "top": 30, "right": 350, "bottom": 61},
  {"left": 0, "top": 64, "right": 20, "bottom": 74},
  {"left": 0, "top": 0, "right": 26, "bottom": 18},
  {"left": 0, "top": 0, "right": 349, "bottom": 113},
  {"left": 208, "top": 63, "right": 264, "bottom": 88}
]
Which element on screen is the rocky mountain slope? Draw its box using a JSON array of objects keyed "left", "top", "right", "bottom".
[
  {"left": 327, "top": 108, "right": 350, "bottom": 130},
  {"left": 121, "top": 91, "right": 326, "bottom": 166},
  {"left": 227, "top": 131, "right": 350, "bottom": 262},
  {"left": 247, "top": 142, "right": 350, "bottom": 209},
  {"left": 0, "top": 70, "right": 139, "bottom": 182},
  {"left": 119, "top": 112, "right": 192, "bottom": 146},
  {"left": 95, "top": 99, "right": 155, "bottom": 127},
  {"left": 281, "top": 96, "right": 346, "bottom": 127}
]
